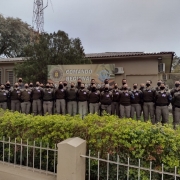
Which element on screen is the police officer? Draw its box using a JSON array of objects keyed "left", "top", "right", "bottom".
[
  {"left": 155, "top": 80, "right": 163, "bottom": 92},
  {"left": 20, "top": 83, "right": 32, "bottom": 114},
  {"left": 55, "top": 81, "right": 66, "bottom": 115},
  {"left": 63, "top": 81, "right": 68, "bottom": 90},
  {"left": 119, "top": 79, "right": 131, "bottom": 91},
  {"left": 29, "top": 82, "right": 34, "bottom": 90},
  {"left": 130, "top": 83, "right": 142, "bottom": 120},
  {"left": 87, "top": 79, "right": 96, "bottom": 91},
  {"left": 77, "top": 83, "right": 89, "bottom": 119},
  {"left": 142, "top": 80, "right": 156, "bottom": 124},
  {"left": 119, "top": 84, "right": 134, "bottom": 118},
  {"left": 171, "top": 81, "right": 180, "bottom": 128},
  {"left": 0, "top": 84, "right": 8, "bottom": 110},
  {"left": 100, "top": 79, "right": 112, "bottom": 92},
  {"left": 76, "top": 78, "right": 82, "bottom": 90},
  {"left": 31, "top": 81, "right": 43, "bottom": 115},
  {"left": 139, "top": 83, "right": 145, "bottom": 91},
  {"left": 18, "top": 78, "right": 24, "bottom": 89},
  {"left": 66, "top": 82, "right": 78, "bottom": 116},
  {"left": 111, "top": 83, "right": 120, "bottom": 116},
  {"left": 5, "top": 81, "right": 12, "bottom": 110},
  {"left": 172, "top": 86, "right": 180, "bottom": 129},
  {"left": 155, "top": 83, "right": 172, "bottom": 124},
  {"left": 100, "top": 84, "right": 112, "bottom": 114},
  {"left": 42, "top": 83, "right": 54, "bottom": 115},
  {"left": 10, "top": 82, "right": 21, "bottom": 112},
  {"left": 88, "top": 84, "right": 100, "bottom": 114}
]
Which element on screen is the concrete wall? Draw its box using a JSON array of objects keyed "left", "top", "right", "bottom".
[
  {"left": 92, "top": 56, "right": 159, "bottom": 87},
  {"left": 0, "top": 62, "right": 17, "bottom": 85}
]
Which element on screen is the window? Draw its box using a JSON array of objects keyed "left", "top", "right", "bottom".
[
  {"left": 7, "top": 71, "right": 14, "bottom": 85},
  {"left": 0, "top": 71, "right": 1, "bottom": 84}
]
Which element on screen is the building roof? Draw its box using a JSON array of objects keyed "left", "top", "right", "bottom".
[
  {"left": 0, "top": 57, "right": 24, "bottom": 62},
  {"left": 0, "top": 52, "right": 175, "bottom": 62},
  {"left": 85, "top": 52, "right": 175, "bottom": 58}
]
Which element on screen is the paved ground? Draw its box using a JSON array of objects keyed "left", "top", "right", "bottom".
[{"left": 0, "top": 162, "right": 56, "bottom": 180}]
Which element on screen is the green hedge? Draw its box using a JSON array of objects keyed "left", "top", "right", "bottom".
[{"left": 0, "top": 110, "right": 180, "bottom": 179}]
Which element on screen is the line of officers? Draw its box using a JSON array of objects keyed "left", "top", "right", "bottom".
[{"left": 0, "top": 78, "right": 180, "bottom": 127}]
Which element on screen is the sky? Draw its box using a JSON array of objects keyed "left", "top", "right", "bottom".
[{"left": 1, "top": 0, "right": 180, "bottom": 56}]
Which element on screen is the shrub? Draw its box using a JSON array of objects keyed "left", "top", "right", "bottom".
[{"left": 0, "top": 110, "right": 180, "bottom": 179}]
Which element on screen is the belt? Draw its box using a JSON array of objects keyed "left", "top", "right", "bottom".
[
  {"left": 175, "top": 106, "right": 180, "bottom": 108},
  {"left": 79, "top": 100, "right": 87, "bottom": 102}
]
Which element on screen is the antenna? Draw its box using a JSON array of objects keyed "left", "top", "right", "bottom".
[{"left": 32, "top": 0, "right": 48, "bottom": 33}]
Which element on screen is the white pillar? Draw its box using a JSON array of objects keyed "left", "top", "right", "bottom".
[{"left": 57, "top": 137, "right": 86, "bottom": 180}]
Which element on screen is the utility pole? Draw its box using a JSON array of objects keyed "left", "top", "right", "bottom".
[{"left": 32, "top": 0, "right": 48, "bottom": 33}]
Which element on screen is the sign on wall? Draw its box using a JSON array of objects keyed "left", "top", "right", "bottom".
[{"left": 47, "top": 64, "right": 115, "bottom": 87}]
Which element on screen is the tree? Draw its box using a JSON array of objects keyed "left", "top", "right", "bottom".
[
  {"left": 14, "top": 30, "right": 91, "bottom": 83},
  {"left": 0, "top": 14, "right": 32, "bottom": 58},
  {"left": 166, "top": 55, "right": 180, "bottom": 88}
]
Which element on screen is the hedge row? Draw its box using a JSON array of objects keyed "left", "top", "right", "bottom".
[{"left": 0, "top": 110, "right": 180, "bottom": 179}]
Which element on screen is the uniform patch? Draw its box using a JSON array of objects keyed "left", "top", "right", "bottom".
[
  {"left": 3, "top": 93, "right": 6, "bottom": 95},
  {"left": 135, "top": 93, "right": 139, "bottom": 96},
  {"left": 106, "top": 94, "right": 110, "bottom": 97},
  {"left": 148, "top": 90, "right": 151, "bottom": 92},
  {"left": 162, "top": 94, "right": 166, "bottom": 97},
  {"left": 84, "top": 92, "right": 86, "bottom": 94},
  {"left": 125, "top": 93, "right": 129, "bottom": 96},
  {"left": 17, "top": 91, "right": 20, "bottom": 93}
]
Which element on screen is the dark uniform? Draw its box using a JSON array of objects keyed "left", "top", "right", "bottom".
[
  {"left": 0, "top": 88, "right": 8, "bottom": 110},
  {"left": 42, "top": 88, "right": 54, "bottom": 115},
  {"left": 88, "top": 88, "right": 100, "bottom": 114},
  {"left": 5, "top": 83, "right": 11, "bottom": 110},
  {"left": 119, "top": 90, "right": 134, "bottom": 118},
  {"left": 100, "top": 89, "right": 112, "bottom": 114},
  {"left": 77, "top": 88, "right": 89, "bottom": 119},
  {"left": 20, "top": 88, "right": 32, "bottom": 114},
  {"left": 172, "top": 91, "right": 180, "bottom": 128},
  {"left": 142, "top": 88, "right": 156, "bottom": 123},
  {"left": 111, "top": 88, "right": 120, "bottom": 116},
  {"left": 170, "top": 87, "right": 179, "bottom": 126},
  {"left": 10, "top": 88, "right": 21, "bottom": 112},
  {"left": 66, "top": 87, "right": 78, "bottom": 116},
  {"left": 55, "top": 86, "right": 66, "bottom": 115},
  {"left": 131, "top": 89, "right": 142, "bottom": 120},
  {"left": 155, "top": 90, "right": 172, "bottom": 124},
  {"left": 31, "top": 87, "right": 43, "bottom": 115}
]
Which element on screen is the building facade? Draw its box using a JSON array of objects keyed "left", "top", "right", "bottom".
[
  {"left": 87, "top": 52, "right": 174, "bottom": 87},
  {"left": 0, "top": 51, "right": 174, "bottom": 87}
]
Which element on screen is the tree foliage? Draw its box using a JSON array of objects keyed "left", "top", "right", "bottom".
[
  {"left": 15, "top": 30, "right": 91, "bottom": 83},
  {"left": 167, "top": 56, "right": 180, "bottom": 88},
  {"left": 0, "top": 110, "right": 180, "bottom": 179},
  {"left": 0, "top": 14, "right": 32, "bottom": 58}
]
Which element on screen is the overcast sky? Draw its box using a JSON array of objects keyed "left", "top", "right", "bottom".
[{"left": 1, "top": 0, "right": 180, "bottom": 56}]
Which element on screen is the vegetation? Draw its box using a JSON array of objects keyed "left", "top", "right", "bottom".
[
  {"left": 0, "top": 14, "right": 32, "bottom": 58},
  {"left": 0, "top": 110, "right": 179, "bottom": 179},
  {"left": 14, "top": 30, "right": 91, "bottom": 83},
  {"left": 167, "top": 55, "right": 180, "bottom": 88}
]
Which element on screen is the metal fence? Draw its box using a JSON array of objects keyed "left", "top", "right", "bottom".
[
  {"left": 0, "top": 137, "right": 57, "bottom": 175},
  {"left": 81, "top": 150, "right": 180, "bottom": 180}
]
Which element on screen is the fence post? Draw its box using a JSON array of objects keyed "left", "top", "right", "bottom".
[{"left": 57, "top": 137, "right": 86, "bottom": 180}]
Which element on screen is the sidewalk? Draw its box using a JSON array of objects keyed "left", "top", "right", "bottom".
[{"left": 0, "top": 162, "right": 56, "bottom": 180}]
